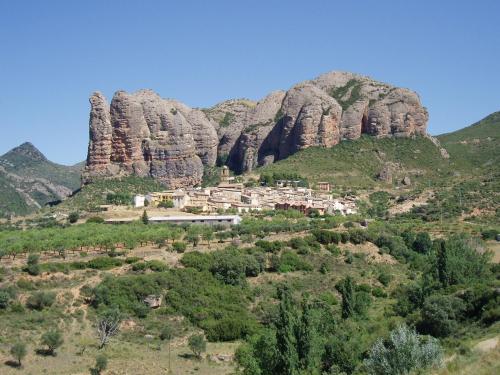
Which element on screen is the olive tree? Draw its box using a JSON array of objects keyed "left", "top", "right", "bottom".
[{"left": 364, "top": 324, "right": 443, "bottom": 375}]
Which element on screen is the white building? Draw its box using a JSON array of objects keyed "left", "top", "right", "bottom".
[
  {"left": 134, "top": 195, "right": 145, "bottom": 208},
  {"left": 148, "top": 215, "right": 242, "bottom": 226}
]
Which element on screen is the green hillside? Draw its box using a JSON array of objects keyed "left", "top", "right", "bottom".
[
  {"left": 0, "top": 143, "right": 83, "bottom": 217},
  {"left": 59, "top": 176, "right": 167, "bottom": 211},
  {"left": 438, "top": 111, "right": 500, "bottom": 173},
  {"left": 257, "top": 135, "right": 453, "bottom": 190}
]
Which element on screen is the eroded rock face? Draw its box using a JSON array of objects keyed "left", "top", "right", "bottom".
[
  {"left": 84, "top": 71, "right": 429, "bottom": 184},
  {"left": 83, "top": 90, "right": 217, "bottom": 187}
]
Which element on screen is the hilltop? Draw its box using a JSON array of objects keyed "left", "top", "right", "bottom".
[
  {"left": 0, "top": 142, "right": 83, "bottom": 217},
  {"left": 438, "top": 111, "right": 500, "bottom": 173}
]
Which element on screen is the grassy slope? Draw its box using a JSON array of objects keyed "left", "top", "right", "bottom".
[
  {"left": 258, "top": 135, "right": 452, "bottom": 190},
  {"left": 0, "top": 143, "right": 83, "bottom": 217},
  {"left": 438, "top": 111, "right": 500, "bottom": 173}
]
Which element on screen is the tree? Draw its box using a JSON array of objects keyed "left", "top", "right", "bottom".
[
  {"left": 90, "top": 354, "right": 108, "bottom": 375},
  {"left": 419, "top": 295, "right": 465, "bottom": 337},
  {"left": 97, "top": 308, "right": 121, "bottom": 349},
  {"left": 364, "top": 325, "right": 443, "bottom": 375},
  {"left": 10, "top": 342, "right": 27, "bottom": 367},
  {"left": 413, "top": 232, "right": 432, "bottom": 254},
  {"left": 202, "top": 227, "right": 214, "bottom": 246},
  {"left": 339, "top": 276, "right": 355, "bottom": 319},
  {"left": 188, "top": 334, "right": 206, "bottom": 359},
  {"left": 26, "top": 253, "right": 41, "bottom": 276},
  {"left": 141, "top": 210, "right": 149, "bottom": 225},
  {"left": 160, "top": 324, "right": 174, "bottom": 372},
  {"left": 27, "top": 291, "right": 56, "bottom": 310},
  {"left": 436, "top": 240, "right": 449, "bottom": 286},
  {"left": 40, "top": 329, "right": 64, "bottom": 355},
  {"left": 296, "top": 298, "right": 319, "bottom": 372},
  {"left": 435, "top": 235, "right": 490, "bottom": 286},
  {"left": 275, "top": 286, "right": 299, "bottom": 375},
  {"left": 185, "top": 232, "right": 200, "bottom": 247}
]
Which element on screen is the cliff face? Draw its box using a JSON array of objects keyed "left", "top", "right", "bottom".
[
  {"left": 84, "top": 71, "right": 428, "bottom": 185},
  {"left": 83, "top": 90, "right": 217, "bottom": 187}
]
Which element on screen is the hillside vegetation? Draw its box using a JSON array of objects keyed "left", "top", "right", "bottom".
[
  {"left": 0, "top": 143, "right": 82, "bottom": 218},
  {"left": 59, "top": 176, "right": 167, "bottom": 211},
  {"left": 438, "top": 111, "right": 500, "bottom": 174},
  {"left": 258, "top": 135, "right": 453, "bottom": 190}
]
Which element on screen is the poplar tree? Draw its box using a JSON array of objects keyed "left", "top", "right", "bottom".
[{"left": 275, "top": 286, "right": 299, "bottom": 375}]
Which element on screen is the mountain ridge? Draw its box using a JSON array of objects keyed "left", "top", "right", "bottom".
[
  {"left": 83, "top": 71, "right": 429, "bottom": 186},
  {"left": 0, "top": 143, "right": 83, "bottom": 217}
]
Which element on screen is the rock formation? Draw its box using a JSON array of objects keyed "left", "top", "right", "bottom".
[
  {"left": 84, "top": 71, "right": 429, "bottom": 186},
  {"left": 83, "top": 90, "right": 217, "bottom": 187}
]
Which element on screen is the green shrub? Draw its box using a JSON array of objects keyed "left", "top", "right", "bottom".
[
  {"left": 25, "top": 253, "right": 41, "bottom": 276},
  {"left": 86, "top": 216, "right": 105, "bottom": 224},
  {"left": 26, "top": 291, "right": 56, "bottom": 310},
  {"left": 125, "top": 257, "right": 141, "bottom": 264},
  {"left": 377, "top": 272, "right": 393, "bottom": 287},
  {"left": 372, "top": 287, "right": 387, "bottom": 298},
  {"left": 481, "top": 228, "right": 499, "bottom": 240},
  {"left": 418, "top": 294, "right": 465, "bottom": 337},
  {"left": 172, "top": 241, "right": 187, "bottom": 253},
  {"left": 326, "top": 244, "right": 341, "bottom": 256},
  {"left": 0, "top": 290, "right": 10, "bottom": 309},
  {"left": 188, "top": 334, "right": 206, "bottom": 358},
  {"left": 278, "top": 251, "right": 313, "bottom": 273},
  {"left": 40, "top": 329, "right": 64, "bottom": 355},
  {"left": 145, "top": 260, "right": 168, "bottom": 272},
  {"left": 364, "top": 325, "right": 443, "bottom": 375},
  {"left": 68, "top": 212, "right": 80, "bottom": 223},
  {"left": 86, "top": 257, "right": 124, "bottom": 270}
]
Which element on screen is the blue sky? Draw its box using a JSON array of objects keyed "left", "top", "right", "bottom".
[{"left": 0, "top": 0, "right": 499, "bottom": 164}]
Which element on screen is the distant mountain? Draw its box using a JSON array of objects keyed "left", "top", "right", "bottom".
[
  {"left": 437, "top": 111, "right": 500, "bottom": 173},
  {"left": 0, "top": 142, "right": 83, "bottom": 218}
]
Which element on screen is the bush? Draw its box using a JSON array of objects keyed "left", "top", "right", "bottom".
[
  {"left": 181, "top": 251, "right": 212, "bottom": 271},
  {"left": 188, "top": 334, "right": 206, "bottom": 358},
  {"left": 364, "top": 325, "right": 443, "bottom": 375},
  {"left": 172, "top": 241, "right": 187, "bottom": 253},
  {"left": 86, "top": 216, "right": 105, "bottom": 224},
  {"left": 255, "top": 240, "right": 283, "bottom": 253},
  {"left": 413, "top": 232, "right": 432, "bottom": 254},
  {"left": 372, "top": 287, "right": 387, "bottom": 298},
  {"left": 68, "top": 212, "right": 80, "bottom": 224},
  {"left": 87, "top": 257, "right": 124, "bottom": 270},
  {"left": 418, "top": 294, "right": 465, "bottom": 337},
  {"left": 312, "top": 230, "right": 341, "bottom": 245},
  {"left": 0, "top": 290, "right": 10, "bottom": 309},
  {"left": 481, "top": 228, "right": 499, "bottom": 240},
  {"left": 25, "top": 253, "right": 41, "bottom": 276},
  {"left": 145, "top": 260, "right": 169, "bottom": 272},
  {"left": 377, "top": 272, "right": 393, "bottom": 287},
  {"left": 40, "top": 329, "right": 64, "bottom": 355},
  {"left": 348, "top": 229, "right": 368, "bottom": 244},
  {"left": 91, "top": 354, "right": 108, "bottom": 375},
  {"left": 158, "top": 200, "right": 174, "bottom": 208},
  {"left": 278, "top": 251, "right": 313, "bottom": 273},
  {"left": 326, "top": 244, "right": 341, "bottom": 256},
  {"left": 125, "top": 257, "right": 141, "bottom": 264},
  {"left": 26, "top": 291, "right": 56, "bottom": 310}
]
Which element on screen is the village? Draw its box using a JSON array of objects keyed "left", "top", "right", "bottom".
[{"left": 120, "top": 167, "right": 358, "bottom": 225}]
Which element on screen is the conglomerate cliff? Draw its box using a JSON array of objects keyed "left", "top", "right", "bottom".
[{"left": 83, "top": 71, "right": 428, "bottom": 186}]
